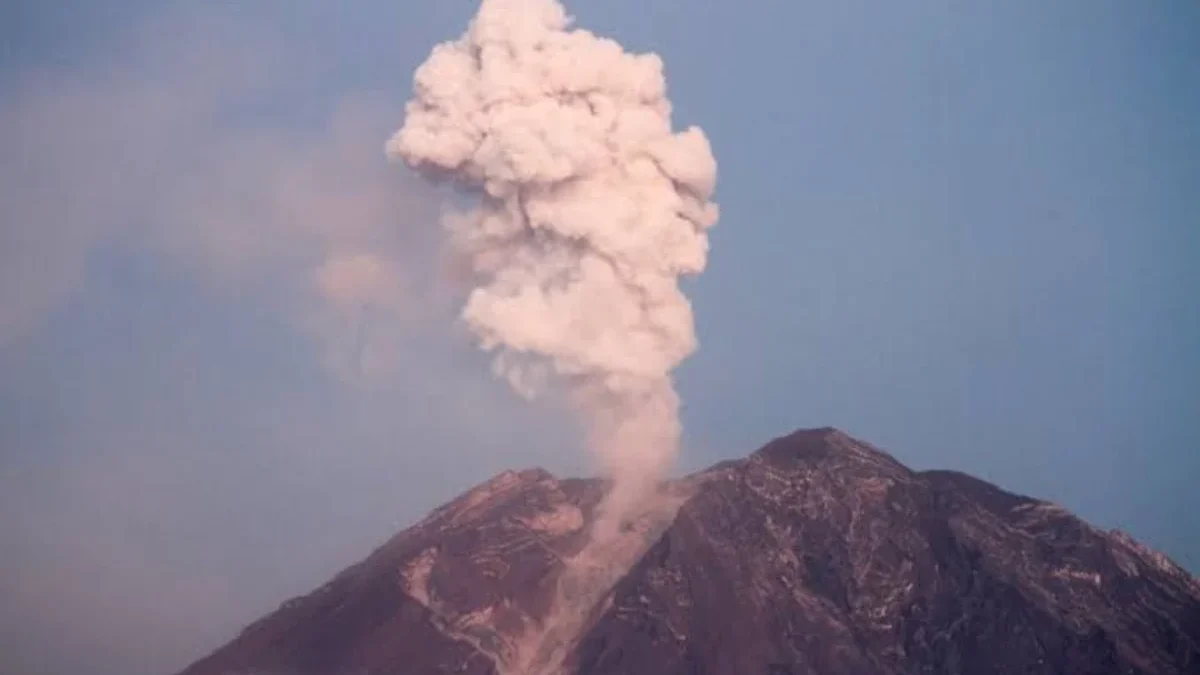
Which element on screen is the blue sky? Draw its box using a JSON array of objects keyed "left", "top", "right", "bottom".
[{"left": 1, "top": 2, "right": 1197, "bottom": 674}]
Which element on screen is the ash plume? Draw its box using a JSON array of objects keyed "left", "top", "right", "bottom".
[{"left": 387, "top": 0, "right": 718, "bottom": 529}]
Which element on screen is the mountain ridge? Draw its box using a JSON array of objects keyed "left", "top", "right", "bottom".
[{"left": 177, "top": 427, "right": 1200, "bottom": 675}]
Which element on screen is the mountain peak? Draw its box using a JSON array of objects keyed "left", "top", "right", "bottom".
[
  {"left": 750, "top": 426, "right": 911, "bottom": 479},
  {"left": 178, "top": 428, "right": 1200, "bottom": 675}
]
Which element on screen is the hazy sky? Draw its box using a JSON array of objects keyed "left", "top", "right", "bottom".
[{"left": 2, "top": 2, "right": 1197, "bottom": 674}]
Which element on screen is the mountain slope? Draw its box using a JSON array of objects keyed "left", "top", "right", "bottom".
[{"left": 177, "top": 428, "right": 1200, "bottom": 675}]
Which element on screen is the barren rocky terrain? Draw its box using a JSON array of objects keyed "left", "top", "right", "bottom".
[{"left": 177, "top": 428, "right": 1200, "bottom": 675}]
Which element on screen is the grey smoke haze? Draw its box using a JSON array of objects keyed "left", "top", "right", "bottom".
[
  {"left": 0, "top": 5, "right": 583, "bottom": 674},
  {"left": 389, "top": 0, "right": 719, "bottom": 521}
]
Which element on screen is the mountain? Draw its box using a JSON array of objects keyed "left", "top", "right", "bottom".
[{"left": 176, "top": 428, "right": 1200, "bottom": 675}]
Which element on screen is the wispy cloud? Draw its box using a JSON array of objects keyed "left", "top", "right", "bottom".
[
  {"left": 0, "top": 5, "right": 580, "bottom": 675},
  {"left": 0, "top": 5, "right": 449, "bottom": 373}
]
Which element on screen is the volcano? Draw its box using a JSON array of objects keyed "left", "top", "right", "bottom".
[{"left": 176, "top": 428, "right": 1200, "bottom": 675}]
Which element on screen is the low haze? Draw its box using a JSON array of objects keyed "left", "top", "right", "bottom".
[{"left": 1, "top": 2, "right": 1196, "bottom": 675}]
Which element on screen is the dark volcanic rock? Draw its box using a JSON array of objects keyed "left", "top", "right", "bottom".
[
  {"left": 179, "top": 468, "right": 622, "bottom": 675},
  {"left": 177, "top": 429, "right": 1200, "bottom": 675}
]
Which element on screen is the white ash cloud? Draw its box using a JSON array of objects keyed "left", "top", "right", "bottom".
[{"left": 387, "top": 0, "right": 719, "bottom": 511}]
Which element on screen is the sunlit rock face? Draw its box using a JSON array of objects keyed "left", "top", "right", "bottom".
[{"left": 177, "top": 429, "right": 1200, "bottom": 675}]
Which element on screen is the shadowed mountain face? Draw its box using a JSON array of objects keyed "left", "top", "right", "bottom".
[{"left": 177, "top": 429, "right": 1200, "bottom": 675}]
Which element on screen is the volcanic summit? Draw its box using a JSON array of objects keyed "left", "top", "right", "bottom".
[{"left": 177, "top": 428, "right": 1200, "bottom": 675}]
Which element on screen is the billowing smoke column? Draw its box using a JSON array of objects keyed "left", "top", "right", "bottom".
[{"left": 388, "top": 0, "right": 718, "bottom": 527}]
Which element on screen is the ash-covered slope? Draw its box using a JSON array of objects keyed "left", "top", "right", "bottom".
[{"left": 177, "top": 429, "right": 1200, "bottom": 675}]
